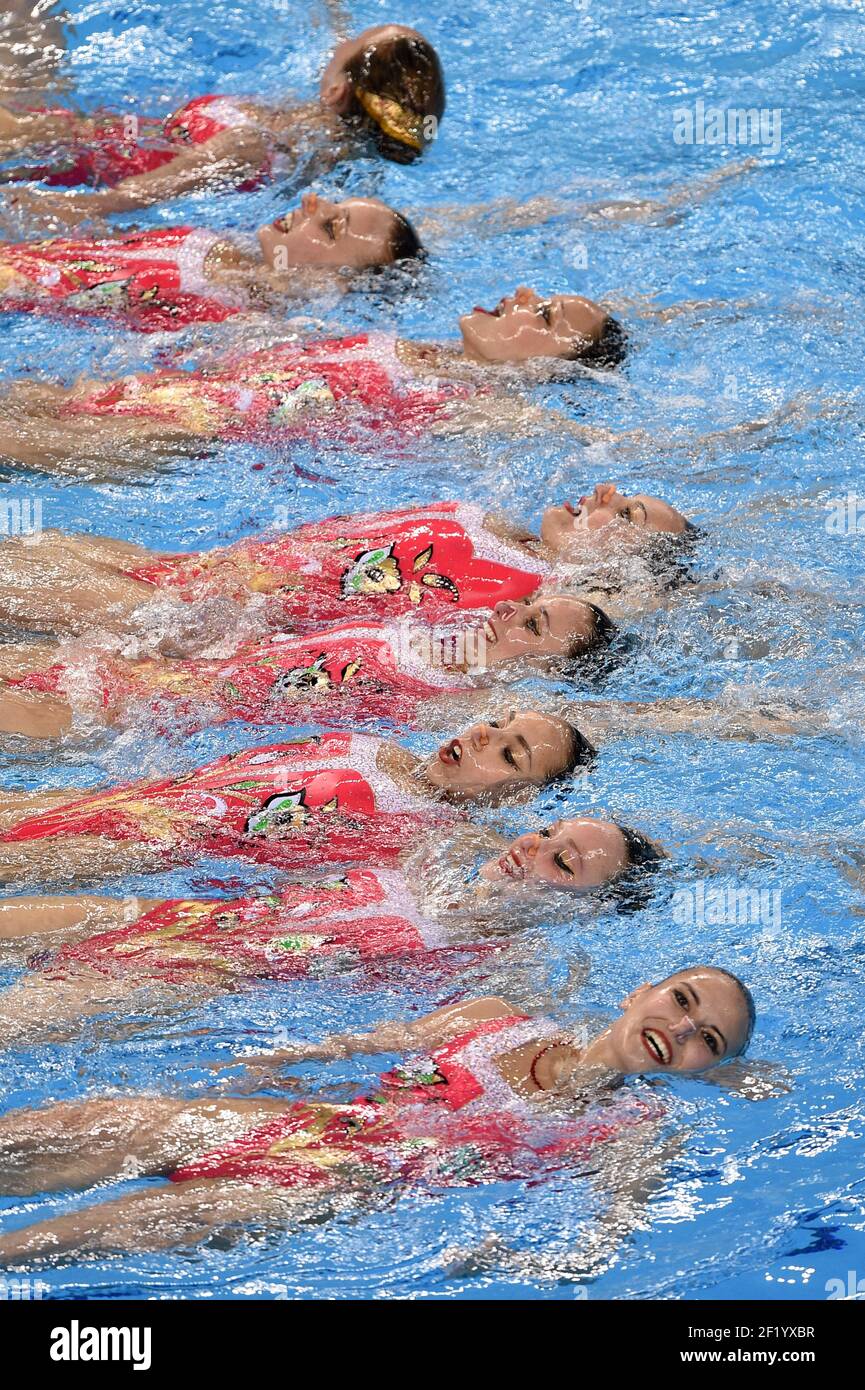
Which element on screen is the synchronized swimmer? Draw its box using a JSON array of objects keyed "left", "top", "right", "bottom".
[
  {"left": 0, "top": 12, "right": 778, "bottom": 1277},
  {"left": 0, "top": 287, "right": 624, "bottom": 477},
  {"left": 0, "top": 191, "right": 423, "bottom": 331},
  {"left": 0, "top": 489, "right": 688, "bottom": 643},
  {"left": 0, "top": 24, "right": 445, "bottom": 217}
]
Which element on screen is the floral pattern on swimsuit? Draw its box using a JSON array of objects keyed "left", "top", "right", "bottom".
[
  {"left": 33, "top": 867, "right": 486, "bottom": 988},
  {"left": 60, "top": 334, "right": 468, "bottom": 436},
  {"left": 170, "top": 1015, "right": 660, "bottom": 1191},
  {"left": 10, "top": 622, "right": 471, "bottom": 732},
  {"left": 0, "top": 733, "right": 459, "bottom": 871},
  {"left": 0, "top": 226, "right": 247, "bottom": 331},
  {"left": 119, "top": 501, "right": 547, "bottom": 628}
]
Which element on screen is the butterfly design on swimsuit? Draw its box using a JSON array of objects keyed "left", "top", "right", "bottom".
[
  {"left": 340, "top": 542, "right": 459, "bottom": 604},
  {"left": 245, "top": 788, "right": 339, "bottom": 837},
  {"left": 271, "top": 653, "right": 332, "bottom": 695}
]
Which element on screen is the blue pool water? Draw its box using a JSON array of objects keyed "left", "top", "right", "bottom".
[{"left": 0, "top": 0, "right": 864, "bottom": 1300}]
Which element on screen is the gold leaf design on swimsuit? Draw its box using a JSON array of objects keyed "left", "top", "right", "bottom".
[
  {"left": 132, "top": 381, "right": 221, "bottom": 433},
  {"left": 421, "top": 572, "right": 459, "bottom": 596},
  {"left": 405, "top": 544, "right": 460, "bottom": 605},
  {"left": 341, "top": 545, "right": 402, "bottom": 598}
]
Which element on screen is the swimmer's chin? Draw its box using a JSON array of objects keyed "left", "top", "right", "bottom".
[{"left": 458, "top": 312, "right": 495, "bottom": 363}]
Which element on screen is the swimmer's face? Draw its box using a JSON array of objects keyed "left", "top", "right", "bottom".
[
  {"left": 479, "top": 593, "right": 600, "bottom": 667},
  {"left": 259, "top": 193, "right": 401, "bottom": 269},
  {"left": 540, "top": 483, "right": 689, "bottom": 559},
  {"left": 459, "top": 286, "right": 608, "bottom": 364},
  {"left": 479, "top": 817, "right": 630, "bottom": 890},
  {"left": 422, "top": 709, "right": 579, "bottom": 802},
  {"left": 320, "top": 23, "right": 424, "bottom": 112},
  {"left": 606, "top": 968, "right": 751, "bottom": 1075}
]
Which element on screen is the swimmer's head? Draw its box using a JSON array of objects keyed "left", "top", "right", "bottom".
[
  {"left": 540, "top": 483, "right": 690, "bottom": 560},
  {"left": 321, "top": 25, "right": 445, "bottom": 161},
  {"left": 422, "top": 708, "right": 594, "bottom": 803},
  {"left": 459, "top": 287, "right": 625, "bottom": 367},
  {"left": 478, "top": 816, "right": 664, "bottom": 892},
  {"left": 604, "top": 966, "right": 755, "bottom": 1075},
  {"left": 259, "top": 192, "right": 422, "bottom": 270},
  {"left": 479, "top": 593, "right": 616, "bottom": 669}
]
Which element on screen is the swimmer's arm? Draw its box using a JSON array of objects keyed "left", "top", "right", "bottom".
[
  {"left": 580, "top": 157, "right": 759, "bottom": 226},
  {"left": 418, "top": 160, "right": 757, "bottom": 238},
  {"left": 234, "top": 995, "right": 518, "bottom": 1071},
  {"left": 436, "top": 394, "right": 619, "bottom": 443},
  {"left": 570, "top": 697, "right": 822, "bottom": 743},
  {"left": 6, "top": 125, "right": 269, "bottom": 224},
  {"left": 444, "top": 1120, "right": 681, "bottom": 1285}
]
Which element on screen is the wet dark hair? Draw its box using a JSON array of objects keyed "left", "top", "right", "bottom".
[
  {"left": 346, "top": 34, "right": 445, "bottom": 163},
  {"left": 590, "top": 821, "right": 668, "bottom": 914},
  {"left": 641, "top": 521, "right": 701, "bottom": 590},
  {"left": 387, "top": 209, "right": 424, "bottom": 263},
  {"left": 561, "top": 721, "right": 597, "bottom": 774},
  {"left": 617, "top": 822, "right": 666, "bottom": 870},
  {"left": 564, "top": 314, "right": 628, "bottom": 370},
  {"left": 579, "top": 601, "right": 617, "bottom": 654}
]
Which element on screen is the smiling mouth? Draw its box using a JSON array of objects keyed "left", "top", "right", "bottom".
[
  {"left": 273, "top": 212, "right": 294, "bottom": 233},
  {"left": 641, "top": 1028, "right": 672, "bottom": 1065},
  {"left": 483, "top": 618, "right": 498, "bottom": 645},
  {"left": 439, "top": 737, "right": 462, "bottom": 765}
]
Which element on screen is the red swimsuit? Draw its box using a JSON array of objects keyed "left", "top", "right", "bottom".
[
  {"left": 0, "top": 227, "right": 245, "bottom": 332},
  {"left": 10, "top": 621, "right": 472, "bottom": 732},
  {"left": 117, "top": 502, "right": 547, "bottom": 628},
  {"left": 0, "top": 733, "right": 458, "bottom": 871},
  {"left": 8, "top": 95, "right": 269, "bottom": 190},
  {"left": 35, "top": 868, "right": 476, "bottom": 988},
  {"left": 171, "top": 1015, "right": 658, "bottom": 1191},
  {"left": 60, "top": 334, "right": 465, "bottom": 432}
]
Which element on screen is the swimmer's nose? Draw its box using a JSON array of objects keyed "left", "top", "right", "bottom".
[
  {"left": 515, "top": 285, "right": 537, "bottom": 307},
  {"left": 469, "top": 722, "right": 492, "bottom": 751},
  {"left": 493, "top": 600, "right": 517, "bottom": 619},
  {"left": 301, "top": 191, "right": 318, "bottom": 216},
  {"left": 594, "top": 482, "right": 619, "bottom": 505},
  {"left": 672, "top": 1013, "right": 697, "bottom": 1043}
]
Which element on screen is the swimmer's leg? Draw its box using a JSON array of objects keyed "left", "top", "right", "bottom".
[
  {"left": 0, "top": 1097, "right": 292, "bottom": 1195},
  {"left": 0, "top": 409, "right": 205, "bottom": 481},
  {"left": 0, "top": 640, "right": 60, "bottom": 678},
  {"left": 0, "top": 1179, "right": 308, "bottom": 1264},
  {"left": 0, "top": 835, "right": 174, "bottom": 886},
  {"left": 0, "top": 967, "right": 176, "bottom": 1049},
  {"left": 48, "top": 531, "right": 160, "bottom": 567},
  {"left": 0, "top": 788, "right": 90, "bottom": 831},
  {"left": 0, "top": 533, "right": 154, "bottom": 637},
  {"left": 0, "top": 685, "right": 73, "bottom": 738},
  {"left": 0, "top": 893, "right": 152, "bottom": 941}
]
